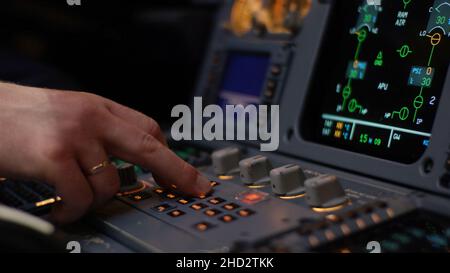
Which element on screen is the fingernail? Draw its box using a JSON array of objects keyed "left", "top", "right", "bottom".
[{"left": 195, "top": 175, "right": 212, "bottom": 194}]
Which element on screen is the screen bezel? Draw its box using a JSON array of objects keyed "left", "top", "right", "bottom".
[{"left": 275, "top": 0, "right": 450, "bottom": 196}]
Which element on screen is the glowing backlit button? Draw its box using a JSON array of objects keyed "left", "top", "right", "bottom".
[
  {"left": 194, "top": 222, "right": 214, "bottom": 232},
  {"left": 177, "top": 198, "right": 194, "bottom": 205},
  {"left": 165, "top": 193, "right": 178, "bottom": 199},
  {"left": 190, "top": 203, "right": 208, "bottom": 210},
  {"left": 219, "top": 214, "right": 237, "bottom": 223},
  {"left": 168, "top": 210, "right": 185, "bottom": 218},
  {"left": 236, "top": 190, "right": 268, "bottom": 205},
  {"left": 237, "top": 209, "right": 255, "bottom": 217},
  {"left": 152, "top": 203, "right": 173, "bottom": 213},
  {"left": 208, "top": 197, "right": 226, "bottom": 205},
  {"left": 153, "top": 188, "right": 165, "bottom": 195},
  {"left": 204, "top": 208, "right": 222, "bottom": 217},
  {"left": 222, "top": 203, "right": 240, "bottom": 211},
  {"left": 128, "top": 191, "right": 151, "bottom": 202}
]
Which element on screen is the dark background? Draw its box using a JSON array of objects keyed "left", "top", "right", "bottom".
[{"left": 0, "top": 0, "right": 220, "bottom": 126}]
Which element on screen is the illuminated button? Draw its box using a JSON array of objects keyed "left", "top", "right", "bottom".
[
  {"left": 197, "top": 192, "right": 213, "bottom": 199},
  {"left": 208, "top": 197, "right": 226, "bottom": 205},
  {"left": 210, "top": 181, "right": 220, "bottom": 187},
  {"left": 190, "top": 203, "right": 208, "bottom": 211},
  {"left": 152, "top": 203, "right": 173, "bottom": 213},
  {"left": 219, "top": 214, "right": 237, "bottom": 223},
  {"left": 194, "top": 222, "right": 214, "bottom": 232},
  {"left": 167, "top": 210, "right": 185, "bottom": 218},
  {"left": 237, "top": 209, "right": 255, "bottom": 217},
  {"left": 204, "top": 208, "right": 222, "bottom": 217},
  {"left": 236, "top": 190, "right": 268, "bottom": 205},
  {"left": 165, "top": 192, "right": 178, "bottom": 199},
  {"left": 222, "top": 203, "right": 240, "bottom": 211},
  {"left": 177, "top": 198, "right": 194, "bottom": 205},
  {"left": 128, "top": 191, "right": 151, "bottom": 202},
  {"left": 153, "top": 188, "right": 165, "bottom": 195}
]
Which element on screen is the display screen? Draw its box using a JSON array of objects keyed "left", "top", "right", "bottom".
[
  {"left": 303, "top": 0, "right": 450, "bottom": 163},
  {"left": 217, "top": 52, "right": 270, "bottom": 107}
]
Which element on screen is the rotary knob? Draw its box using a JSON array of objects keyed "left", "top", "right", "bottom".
[
  {"left": 305, "top": 175, "right": 348, "bottom": 208},
  {"left": 211, "top": 147, "right": 241, "bottom": 175},
  {"left": 270, "top": 164, "right": 306, "bottom": 196},
  {"left": 239, "top": 155, "right": 272, "bottom": 186},
  {"left": 117, "top": 163, "right": 141, "bottom": 192}
]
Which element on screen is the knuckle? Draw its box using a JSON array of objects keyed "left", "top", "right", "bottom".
[
  {"left": 141, "top": 133, "right": 160, "bottom": 156},
  {"left": 145, "top": 119, "right": 161, "bottom": 135},
  {"left": 42, "top": 143, "right": 71, "bottom": 162}
]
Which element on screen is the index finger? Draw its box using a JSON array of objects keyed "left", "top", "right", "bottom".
[{"left": 101, "top": 115, "right": 211, "bottom": 196}]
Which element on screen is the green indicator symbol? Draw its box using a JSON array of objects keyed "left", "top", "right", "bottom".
[
  {"left": 357, "top": 29, "right": 368, "bottom": 42},
  {"left": 397, "top": 44, "right": 413, "bottom": 58},
  {"left": 342, "top": 85, "right": 352, "bottom": 99},
  {"left": 393, "top": 107, "right": 410, "bottom": 121},
  {"left": 403, "top": 0, "right": 412, "bottom": 10},
  {"left": 413, "top": 95, "right": 424, "bottom": 109},
  {"left": 348, "top": 98, "right": 363, "bottom": 113},
  {"left": 374, "top": 51, "right": 383, "bottom": 66}
]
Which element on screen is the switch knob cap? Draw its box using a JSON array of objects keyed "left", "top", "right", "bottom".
[
  {"left": 305, "top": 175, "right": 347, "bottom": 208},
  {"left": 239, "top": 155, "right": 272, "bottom": 186},
  {"left": 270, "top": 164, "right": 306, "bottom": 196},
  {"left": 117, "top": 163, "right": 140, "bottom": 192},
  {"left": 211, "top": 147, "right": 241, "bottom": 175}
]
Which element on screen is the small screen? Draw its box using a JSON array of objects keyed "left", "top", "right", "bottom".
[
  {"left": 303, "top": 0, "right": 450, "bottom": 163},
  {"left": 217, "top": 52, "right": 270, "bottom": 107}
]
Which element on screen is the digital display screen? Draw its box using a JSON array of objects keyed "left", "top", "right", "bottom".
[
  {"left": 303, "top": 0, "right": 450, "bottom": 163},
  {"left": 217, "top": 52, "right": 270, "bottom": 107}
]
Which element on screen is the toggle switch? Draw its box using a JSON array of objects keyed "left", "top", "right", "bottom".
[
  {"left": 211, "top": 147, "right": 241, "bottom": 175},
  {"left": 239, "top": 155, "right": 272, "bottom": 186},
  {"left": 305, "top": 175, "right": 348, "bottom": 208},
  {"left": 270, "top": 164, "right": 306, "bottom": 197}
]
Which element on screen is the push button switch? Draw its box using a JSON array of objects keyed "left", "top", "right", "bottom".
[
  {"left": 236, "top": 190, "right": 268, "bottom": 205},
  {"left": 177, "top": 198, "right": 194, "bottom": 205},
  {"left": 168, "top": 210, "right": 185, "bottom": 218},
  {"left": 128, "top": 191, "right": 152, "bottom": 202},
  {"left": 219, "top": 214, "right": 237, "bottom": 223},
  {"left": 153, "top": 188, "right": 165, "bottom": 195},
  {"left": 222, "top": 203, "right": 240, "bottom": 211},
  {"left": 153, "top": 203, "right": 173, "bottom": 213},
  {"left": 204, "top": 208, "right": 222, "bottom": 217},
  {"left": 208, "top": 197, "right": 226, "bottom": 205},
  {"left": 237, "top": 209, "right": 255, "bottom": 217},
  {"left": 194, "top": 222, "right": 215, "bottom": 232},
  {"left": 190, "top": 203, "right": 208, "bottom": 211},
  {"left": 165, "top": 192, "right": 178, "bottom": 199}
]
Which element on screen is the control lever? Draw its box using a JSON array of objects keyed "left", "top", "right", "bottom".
[
  {"left": 211, "top": 147, "right": 241, "bottom": 175},
  {"left": 304, "top": 175, "right": 348, "bottom": 208},
  {"left": 270, "top": 164, "right": 306, "bottom": 197},
  {"left": 239, "top": 155, "right": 272, "bottom": 186}
]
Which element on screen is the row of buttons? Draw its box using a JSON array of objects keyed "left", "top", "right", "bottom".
[
  {"left": 153, "top": 202, "right": 254, "bottom": 218},
  {"left": 151, "top": 184, "right": 255, "bottom": 232}
]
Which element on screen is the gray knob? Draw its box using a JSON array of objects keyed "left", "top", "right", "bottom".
[
  {"left": 270, "top": 164, "right": 306, "bottom": 196},
  {"left": 239, "top": 155, "right": 272, "bottom": 186},
  {"left": 305, "top": 175, "right": 347, "bottom": 208},
  {"left": 211, "top": 147, "right": 241, "bottom": 175},
  {"left": 117, "top": 163, "right": 141, "bottom": 192}
]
